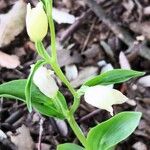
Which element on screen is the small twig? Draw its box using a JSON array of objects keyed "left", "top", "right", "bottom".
[
  {"left": 81, "top": 18, "right": 97, "bottom": 52},
  {"left": 0, "top": 98, "right": 3, "bottom": 121},
  {"left": 5, "top": 109, "right": 24, "bottom": 124},
  {"left": 79, "top": 109, "right": 100, "bottom": 122},
  {"left": 134, "top": 0, "right": 143, "bottom": 21},
  {"left": 59, "top": 9, "right": 91, "bottom": 44},
  {"left": 38, "top": 117, "right": 44, "bottom": 150}
]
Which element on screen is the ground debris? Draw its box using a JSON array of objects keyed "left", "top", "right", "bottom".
[
  {"left": 0, "top": 0, "right": 26, "bottom": 48},
  {"left": 7, "top": 125, "right": 35, "bottom": 150}
]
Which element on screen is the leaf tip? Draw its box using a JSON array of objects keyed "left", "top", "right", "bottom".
[{"left": 27, "top": 102, "right": 32, "bottom": 113}]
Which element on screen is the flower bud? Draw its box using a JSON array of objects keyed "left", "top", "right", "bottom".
[
  {"left": 33, "top": 66, "right": 58, "bottom": 98},
  {"left": 84, "top": 85, "right": 128, "bottom": 115},
  {"left": 26, "top": 2, "right": 48, "bottom": 42}
]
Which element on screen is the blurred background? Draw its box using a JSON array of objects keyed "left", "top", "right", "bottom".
[{"left": 0, "top": 0, "right": 150, "bottom": 149}]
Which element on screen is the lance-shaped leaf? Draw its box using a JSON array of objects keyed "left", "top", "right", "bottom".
[
  {"left": 84, "top": 69, "right": 145, "bottom": 86},
  {"left": 25, "top": 60, "right": 45, "bottom": 112},
  {"left": 0, "top": 79, "right": 65, "bottom": 119},
  {"left": 86, "top": 112, "right": 142, "bottom": 150},
  {"left": 57, "top": 143, "right": 84, "bottom": 150}
]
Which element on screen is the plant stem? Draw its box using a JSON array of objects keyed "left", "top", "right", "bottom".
[
  {"left": 45, "top": 0, "right": 77, "bottom": 97},
  {"left": 44, "top": 0, "right": 86, "bottom": 146},
  {"left": 50, "top": 62, "right": 77, "bottom": 97},
  {"left": 67, "top": 113, "right": 87, "bottom": 147},
  {"left": 45, "top": 0, "right": 57, "bottom": 60},
  {"left": 45, "top": 0, "right": 81, "bottom": 112},
  {"left": 70, "top": 96, "right": 81, "bottom": 114}
]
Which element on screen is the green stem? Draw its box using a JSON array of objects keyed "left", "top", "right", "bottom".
[
  {"left": 43, "top": 0, "right": 86, "bottom": 146},
  {"left": 35, "top": 41, "right": 77, "bottom": 99},
  {"left": 49, "top": 59, "right": 81, "bottom": 114},
  {"left": 50, "top": 61, "right": 77, "bottom": 97},
  {"left": 67, "top": 113, "right": 87, "bottom": 147},
  {"left": 45, "top": 0, "right": 80, "bottom": 109},
  {"left": 45, "top": 0, "right": 57, "bottom": 60},
  {"left": 35, "top": 42, "right": 51, "bottom": 61},
  {"left": 70, "top": 96, "right": 81, "bottom": 114}
]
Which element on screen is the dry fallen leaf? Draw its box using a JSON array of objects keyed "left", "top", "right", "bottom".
[
  {"left": 101, "top": 63, "right": 114, "bottom": 73},
  {"left": 0, "top": 129, "right": 7, "bottom": 140},
  {"left": 35, "top": 143, "right": 51, "bottom": 150},
  {"left": 130, "top": 21, "right": 150, "bottom": 40},
  {"left": 71, "top": 66, "right": 98, "bottom": 88},
  {"left": 63, "top": 0, "right": 73, "bottom": 9},
  {"left": 0, "top": 0, "right": 26, "bottom": 47},
  {"left": 0, "top": 0, "right": 7, "bottom": 10},
  {"left": 119, "top": 51, "right": 131, "bottom": 69},
  {"left": 132, "top": 141, "right": 147, "bottom": 150},
  {"left": 55, "top": 49, "right": 82, "bottom": 67},
  {"left": 54, "top": 118, "right": 68, "bottom": 137},
  {"left": 138, "top": 75, "right": 150, "bottom": 87},
  {"left": 8, "top": 125, "right": 34, "bottom": 150},
  {"left": 65, "top": 64, "right": 78, "bottom": 81},
  {"left": 45, "top": 43, "right": 82, "bottom": 67},
  {"left": 52, "top": 7, "right": 76, "bottom": 24},
  {"left": 0, "top": 51, "right": 20, "bottom": 69},
  {"left": 143, "top": 6, "right": 150, "bottom": 16},
  {"left": 122, "top": 0, "right": 134, "bottom": 20}
]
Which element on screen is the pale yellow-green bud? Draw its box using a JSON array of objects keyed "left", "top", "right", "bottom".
[{"left": 26, "top": 2, "right": 48, "bottom": 42}]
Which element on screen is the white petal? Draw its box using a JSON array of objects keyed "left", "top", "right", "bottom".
[
  {"left": 105, "top": 106, "right": 114, "bottom": 116},
  {"left": 52, "top": 8, "right": 76, "bottom": 24},
  {"left": 33, "top": 66, "right": 58, "bottom": 98},
  {"left": 84, "top": 85, "right": 128, "bottom": 115}
]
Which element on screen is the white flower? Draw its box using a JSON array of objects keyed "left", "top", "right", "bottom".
[
  {"left": 33, "top": 66, "right": 58, "bottom": 98},
  {"left": 84, "top": 85, "right": 128, "bottom": 115},
  {"left": 26, "top": 2, "right": 48, "bottom": 42}
]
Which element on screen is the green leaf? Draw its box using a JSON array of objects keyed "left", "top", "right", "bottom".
[
  {"left": 0, "top": 79, "right": 65, "bottom": 119},
  {"left": 57, "top": 143, "right": 84, "bottom": 150},
  {"left": 33, "top": 102, "right": 64, "bottom": 118},
  {"left": 0, "top": 79, "right": 52, "bottom": 104},
  {"left": 86, "top": 112, "right": 142, "bottom": 150},
  {"left": 56, "top": 92, "right": 68, "bottom": 110},
  {"left": 0, "top": 80, "right": 27, "bottom": 102},
  {"left": 25, "top": 60, "right": 45, "bottom": 112},
  {"left": 84, "top": 69, "right": 145, "bottom": 86},
  {"left": 52, "top": 91, "right": 68, "bottom": 117}
]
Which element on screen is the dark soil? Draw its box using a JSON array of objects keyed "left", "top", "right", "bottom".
[{"left": 0, "top": 0, "right": 150, "bottom": 150}]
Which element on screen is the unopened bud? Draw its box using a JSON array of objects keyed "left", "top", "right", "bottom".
[{"left": 26, "top": 2, "right": 48, "bottom": 42}]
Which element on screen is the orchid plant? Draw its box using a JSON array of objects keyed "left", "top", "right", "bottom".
[{"left": 0, "top": 0, "right": 145, "bottom": 150}]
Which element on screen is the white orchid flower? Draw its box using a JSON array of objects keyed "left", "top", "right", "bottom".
[
  {"left": 84, "top": 85, "right": 128, "bottom": 115},
  {"left": 33, "top": 66, "right": 58, "bottom": 98},
  {"left": 26, "top": 2, "right": 48, "bottom": 42}
]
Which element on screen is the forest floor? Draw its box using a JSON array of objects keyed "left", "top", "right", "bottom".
[{"left": 0, "top": 0, "right": 150, "bottom": 150}]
